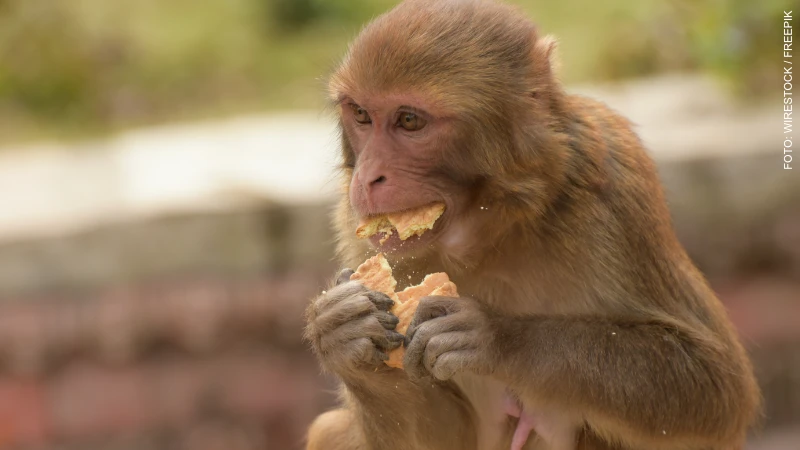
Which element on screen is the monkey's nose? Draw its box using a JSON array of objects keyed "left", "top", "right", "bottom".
[{"left": 370, "top": 175, "right": 387, "bottom": 186}]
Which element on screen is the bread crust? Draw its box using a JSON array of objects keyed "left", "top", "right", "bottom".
[
  {"left": 349, "top": 253, "right": 458, "bottom": 369},
  {"left": 349, "top": 253, "right": 400, "bottom": 302},
  {"left": 355, "top": 202, "right": 445, "bottom": 242}
]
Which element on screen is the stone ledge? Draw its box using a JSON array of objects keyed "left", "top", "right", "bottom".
[{"left": 0, "top": 203, "right": 336, "bottom": 297}]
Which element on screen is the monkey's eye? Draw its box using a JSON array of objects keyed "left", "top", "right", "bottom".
[
  {"left": 350, "top": 105, "right": 371, "bottom": 124},
  {"left": 398, "top": 112, "right": 426, "bottom": 131}
]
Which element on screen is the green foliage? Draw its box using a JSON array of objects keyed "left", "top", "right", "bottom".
[
  {"left": 0, "top": 0, "right": 783, "bottom": 144},
  {"left": 681, "top": 0, "right": 788, "bottom": 97},
  {"left": 0, "top": 2, "right": 95, "bottom": 120},
  {"left": 264, "top": 0, "right": 395, "bottom": 36},
  {"left": 270, "top": 0, "right": 327, "bottom": 30},
  {"left": 586, "top": 0, "right": 786, "bottom": 97}
]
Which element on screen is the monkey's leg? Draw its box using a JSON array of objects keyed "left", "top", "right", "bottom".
[{"left": 307, "top": 409, "right": 366, "bottom": 450}]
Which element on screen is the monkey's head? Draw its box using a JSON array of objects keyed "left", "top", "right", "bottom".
[{"left": 330, "top": 0, "right": 568, "bottom": 263}]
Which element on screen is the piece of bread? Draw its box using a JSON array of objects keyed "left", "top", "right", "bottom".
[
  {"left": 355, "top": 216, "right": 393, "bottom": 241},
  {"left": 356, "top": 202, "right": 445, "bottom": 241},
  {"left": 349, "top": 252, "right": 399, "bottom": 302},
  {"left": 350, "top": 253, "right": 458, "bottom": 369}
]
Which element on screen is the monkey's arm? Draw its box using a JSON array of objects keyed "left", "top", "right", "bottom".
[
  {"left": 496, "top": 314, "right": 759, "bottom": 448},
  {"left": 405, "top": 297, "right": 759, "bottom": 448}
]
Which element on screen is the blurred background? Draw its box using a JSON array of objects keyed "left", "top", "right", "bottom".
[{"left": 0, "top": 0, "right": 797, "bottom": 449}]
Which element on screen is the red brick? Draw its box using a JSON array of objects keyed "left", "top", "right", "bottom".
[
  {"left": 145, "top": 282, "right": 228, "bottom": 353},
  {"left": 0, "top": 306, "right": 48, "bottom": 374},
  {"left": 91, "top": 289, "right": 142, "bottom": 364},
  {"left": 149, "top": 360, "right": 213, "bottom": 427},
  {"left": 716, "top": 277, "right": 800, "bottom": 345},
  {"left": 177, "top": 420, "right": 263, "bottom": 450},
  {"left": 228, "top": 280, "right": 278, "bottom": 328},
  {"left": 219, "top": 356, "right": 323, "bottom": 425},
  {"left": 47, "top": 363, "right": 153, "bottom": 439},
  {"left": 0, "top": 378, "right": 49, "bottom": 446}
]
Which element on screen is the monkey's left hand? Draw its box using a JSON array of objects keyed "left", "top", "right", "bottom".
[{"left": 403, "top": 296, "right": 499, "bottom": 381}]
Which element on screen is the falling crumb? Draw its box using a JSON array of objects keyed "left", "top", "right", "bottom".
[
  {"left": 662, "top": 430, "right": 667, "bottom": 435},
  {"left": 322, "top": 290, "right": 326, "bottom": 294},
  {"left": 611, "top": 332, "right": 616, "bottom": 336}
]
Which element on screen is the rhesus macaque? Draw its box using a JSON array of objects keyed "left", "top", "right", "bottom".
[{"left": 304, "top": 0, "right": 761, "bottom": 449}]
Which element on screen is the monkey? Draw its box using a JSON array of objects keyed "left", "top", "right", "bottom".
[{"left": 303, "top": 0, "right": 761, "bottom": 449}]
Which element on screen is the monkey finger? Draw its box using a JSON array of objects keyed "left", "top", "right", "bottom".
[
  {"left": 315, "top": 282, "right": 367, "bottom": 313},
  {"left": 405, "top": 312, "right": 473, "bottom": 348},
  {"left": 404, "top": 352, "right": 432, "bottom": 382},
  {"left": 327, "top": 314, "right": 399, "bottom": 355},
  {"left": 423, "top": 331, "right": 479, "bottom": 374},
  {"left": 365, "top": 291, "right": 396, "bottom": 311},
  {"left": 403, "top": 320, "right": 443, "bottom": 380},
  {"left": 375, "top": 310, "right": 400, "bottom": 329},
  {"left": 336, "top": 268, "right": 356, "bottom": 285},
  {"left": 405, "top": 296, "right": 461, "bottom": 340},
  {"left": 377, "top": 330, "right": 404, "bottom": 352},
  {"left": 349, "top": 337, "right": 389, "bottom": 366},
  {"left": 370, "top": 327, "right": 403, "bottom": 352},
  {"left": 374, "top": 349, "right": 389, "bottom": 363},
  {"left": 314, "top": 296, "right": 378, "bottom": 336},
  {"left": 339, "top": 337, "right": 384, "bottom": 367},
  {"left": 322, "top": 325, "right": 391, "bottom": 371},
  {"left": 429, "top": 350, "right": 475, "bottom": 381}
]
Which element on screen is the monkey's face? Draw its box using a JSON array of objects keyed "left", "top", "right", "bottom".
[
  {"left": 329, "top": 0, "right": 551, "bottom": 259},
  {"left": 339, "top": 92, "right": 476, "bottom": 254}
]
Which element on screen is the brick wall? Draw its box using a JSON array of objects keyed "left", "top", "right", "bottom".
[
  {"left": 0, "top": 204, "right": 342, "bottom": 450},
  {"left": 0, "top": 271, "right": 342, "bottom": 450},
  {"left": 0, "top": 156, "right": 798, "bottom": 449}
]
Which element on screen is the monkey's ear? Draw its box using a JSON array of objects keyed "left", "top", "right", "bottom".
[
  {"left": 529, "top": 34, "right": 560, "bottom": 99},
  {"left": 531, "top": 35, "right": 559, "bottom": 82},
  {"left": 538, "top": 35, "right": 558, "bottom": 64}
]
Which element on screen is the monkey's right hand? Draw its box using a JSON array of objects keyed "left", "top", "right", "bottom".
[{"left": 305, "top": 269, "right": 404, "bottom": 377}]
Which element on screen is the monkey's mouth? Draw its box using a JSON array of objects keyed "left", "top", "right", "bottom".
[
  {"left": 367, "top": 220, "right": 444, "bottom": 253},
  {"left": 359, "top": 202, "right": 447, "bottom": 253}
]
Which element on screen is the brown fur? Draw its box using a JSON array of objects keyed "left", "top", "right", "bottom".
[{"left": 305, "top": 1, "right": 761, "bottom": 449}]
